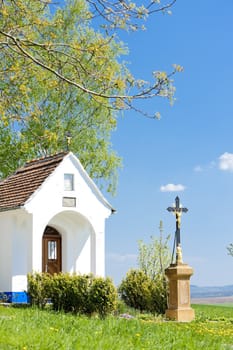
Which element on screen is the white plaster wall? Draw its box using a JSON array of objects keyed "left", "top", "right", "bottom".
[
  {"left": 24, "top": 154, "right": 112, "bottom": 228},
  {"left": 24, "top": 153, "right": 112, "bottom": 277},
  {"left": 31, "top": 213, "right": 48, "bottom": 273},
  {"left": 12, "top": 211, "right": 32, "bottom": 292},
  {"left": 0, "top": 209, "right": 32, "bottom": 292},
  {"left": 0, "top": 211, "right": 13, "bottom": 291},
  {"left": 73, "top": 219, "right": 92, "bottom": 274},
  {"left": 94, "top": 230, "right": 105, "bottom": 276}
]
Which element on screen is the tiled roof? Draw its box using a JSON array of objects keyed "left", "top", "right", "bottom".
[{"left": 0, "top": 152, "right": 68, "bottom": 211}]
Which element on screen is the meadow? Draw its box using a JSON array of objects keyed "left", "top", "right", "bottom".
[{"left": 0, "top": 304, "right": 232, "bottom": 350}]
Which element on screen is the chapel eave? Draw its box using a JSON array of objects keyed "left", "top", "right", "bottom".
[{"left": 0, "top": 205, "right": 22, "bottom": 213}]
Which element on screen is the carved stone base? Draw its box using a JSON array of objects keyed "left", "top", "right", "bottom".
[
  {"left": 166, "top": 307, "right": 195, "bottom": 322},
  {"left": 165, "top": 263, "right": 195, "bottom": 322}
]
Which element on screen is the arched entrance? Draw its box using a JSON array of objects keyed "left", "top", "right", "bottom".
[
  {"left": 42, "top": 226, "right": 62, "bottom": 274},
  {"left": 46, "top": 211, "right": 97, "bottom": 275}
]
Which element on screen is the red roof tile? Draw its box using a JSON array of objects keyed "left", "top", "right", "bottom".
[{"left": 0, "top": 152, "right": 68, "bottom": 211}]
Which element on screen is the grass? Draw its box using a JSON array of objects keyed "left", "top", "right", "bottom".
[{"left": 0, "top": 304, "right": 232, "bottom": 349}]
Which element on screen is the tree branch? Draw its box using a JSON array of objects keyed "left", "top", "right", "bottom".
[{"left": 0, "top": 29, "right": 175, "bottom": 103}]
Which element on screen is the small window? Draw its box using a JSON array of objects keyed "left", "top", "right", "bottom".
[
  {"left": 48, "top": 241, "right": 57, "bottom": 260},
  {"left": 64, "top": 174, "right": 74, "bottom": 191}
]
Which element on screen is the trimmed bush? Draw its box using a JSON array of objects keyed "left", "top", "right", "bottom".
[
  {"left": 27, "top": 273, "right": 117, "bottom": 317},
  {"left": 48, "top": 273, "right": 90, "bottom": 313},
  {"left": 118, "top": 269, "right": 153, "bottom": 311},
  {"left": 118, "top": 269, "right": 168, "bottom": 314},
  {"left": 27, "top": 272, "right": 51, "bottom": 308},
  {"left": 150, "top": 274, "right": 168, "bottom": 314},
  {"left": 88, "top": 277, "right": 118, "bottom": 317}
]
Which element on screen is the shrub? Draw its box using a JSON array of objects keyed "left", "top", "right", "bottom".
[
  {"left": 48, "top": 273, "right": 70, "bottom": 312},
  {"left": 88, "top": 277, "right": 118, "bottom": 317},
  {"left": 134, "top": 222, "right": 170, "bottom": 314},
  {"left": 27, "top": 273, "right": 117, "bottom": 317},
  {"left": 70, "top": 274, "right": 91, "bottom": 314},
  {"left": 118, "top": 269, "right": 168, "bottom": 314},
  {"left": 150, "top": 274, "right": 168, "bottom": 314},
  {"left": 49, "top": 273, "right": 90, "bottom": 313},
  {"left": 118, "top": 269, "right": 153, "bottom": 311},
  {"left": 27, "top": 272, "right": 51, "bottom": 308}
]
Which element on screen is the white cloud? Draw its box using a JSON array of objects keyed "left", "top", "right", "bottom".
[
  {"left": 160, "top": 183, "right": 186, "bottom": 192},
  {"left": 219, "top": 152, "right": 233, "bottom": 171}
]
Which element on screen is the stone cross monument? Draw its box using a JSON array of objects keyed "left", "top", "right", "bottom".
[
  {"left": 165, "top": 196, "right": 195, "bottom": 322},
  {"left": 167, "top": 196, "right": 188, "bottom": 264}
]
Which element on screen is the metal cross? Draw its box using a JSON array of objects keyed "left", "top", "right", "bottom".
[{"left": 167, "top": 196, "right": 188, "bottom": 247}]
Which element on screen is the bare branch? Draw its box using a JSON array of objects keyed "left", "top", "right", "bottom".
[
  {"left": 86, "top": 0, "right": 177, "bottom": 30},
  {"left": 0, "top": 29, "right": 175, "bottom": 105}
]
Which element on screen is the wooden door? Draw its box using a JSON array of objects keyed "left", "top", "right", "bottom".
[{"left": 42, "top": 226, "right": 61, "bottom": 275}]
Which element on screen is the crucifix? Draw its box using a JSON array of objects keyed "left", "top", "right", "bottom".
[
  {"left": 65, "top": 131, "right": 72, "bottom": 151},
  {"left": 167, "top": 196, "right": 188, "bottom": 264}
]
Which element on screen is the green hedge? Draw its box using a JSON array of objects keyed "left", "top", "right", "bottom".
[
  {"left": 88, "top": 276, "right": 117, "bottom": 317},
  {"left": 118, "top": 269, "right": 168, "bottom": 315},
  {"left": 118, "top": 269, "right": 152, "bottom": 311},
  {"left": 27, "top": 273, "right": 117, "bottom": 317}
]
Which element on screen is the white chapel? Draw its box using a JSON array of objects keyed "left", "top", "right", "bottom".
[{"left": 0, "top": 152, "right": 114, "bottom": 302}]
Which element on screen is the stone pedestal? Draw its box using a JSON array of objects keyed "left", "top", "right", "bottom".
[{"left": 165, "top": 263, "right": 195, "bottom": 322}]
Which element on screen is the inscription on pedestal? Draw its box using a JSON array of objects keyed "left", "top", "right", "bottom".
[{"left": 179, "top": 280, "right": 189, "bottom": 306}]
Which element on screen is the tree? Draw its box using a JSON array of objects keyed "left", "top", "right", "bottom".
[
  {"left": 0, "top": 0, "right": 179, "bottom": 193},
  {"left": 138, "top": 221, "right": 171, "bottom": 280},
  {"left": 227, "top": 243, "right": 233, "bottom": 257}
]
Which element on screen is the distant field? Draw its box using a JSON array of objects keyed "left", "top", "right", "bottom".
[{"left": 191, "top": 296, "right": 233, "bottom": 305}]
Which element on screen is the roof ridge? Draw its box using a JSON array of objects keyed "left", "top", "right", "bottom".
[
  {"left": 16, "top": 151, "right": 69, "bottom": 174},
  {"left": 24, "top": 151, "right": 69, "bottom": 167}
]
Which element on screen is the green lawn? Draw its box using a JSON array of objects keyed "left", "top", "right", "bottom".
[{"left": 0, "top": 304, "right": 232, "bottom": 349}]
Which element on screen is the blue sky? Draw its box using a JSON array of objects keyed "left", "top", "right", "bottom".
[{"left": 104, "top": 0, "right": 233, "bottom": 287}]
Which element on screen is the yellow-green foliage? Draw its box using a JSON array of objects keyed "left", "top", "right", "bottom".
[
  {"left": 88, "top": 276, "right": 118, "bottom": 317},
  {"left": 27, "top": 272, "right": 117, "bottom": 317},
  {"left": 118, "top": 269, "right": 168, "bottom": 314},
  {"left": 0, "top": 0, "right": 178, "bottom": 193},
  {"left": 119, "top": 269, "right": 153, "bottom": 312}
]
